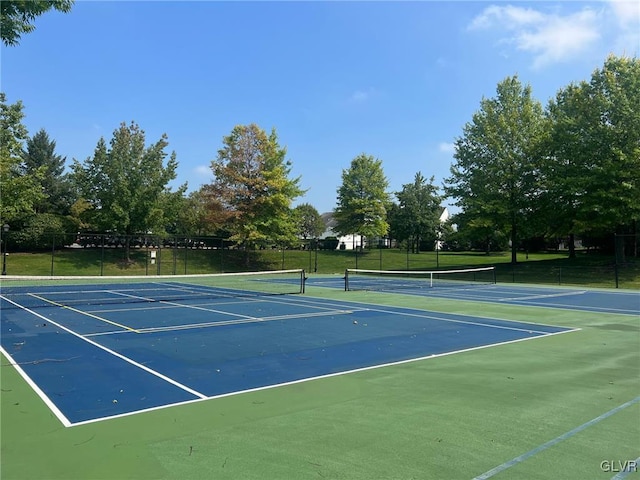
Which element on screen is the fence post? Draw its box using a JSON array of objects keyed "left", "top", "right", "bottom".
[
  {"left": 100, "top": 234, "right": 105, "bottom": 276},
  {"left": 172, "top": 236, "right": 176, "bottom": 275},
  {"left": 50, "top": 233, "right": 56, "bottom": 276},
  {"left": 220, "top": 237, "right": 224, "bottom": 272},
  {"left": 406, "top": 244, "right": 409, "bottom": 270},
  {"left": 314, "top": 240, "right": 318, "bottom": 273},
  {"left": 184, "top": 238, "right": 188, "bottom": 275}
]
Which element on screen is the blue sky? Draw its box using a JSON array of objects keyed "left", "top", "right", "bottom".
[{"left": 2, "top": 1, "right": 638, "bottom": 215}]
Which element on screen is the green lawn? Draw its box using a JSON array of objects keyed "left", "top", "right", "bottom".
[
  {"left": 1, "top": 283, "right": 638, "bottom": 479},
  {"left": 3, "top": 247, "right": 639, "bottom": 289}
]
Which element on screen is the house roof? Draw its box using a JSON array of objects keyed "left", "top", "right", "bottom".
[{"left": 320, "top": 212, "right": 337, "bottom": 237}]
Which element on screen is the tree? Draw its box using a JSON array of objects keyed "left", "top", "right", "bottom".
[
  {"left": 71, "top": 121, "right": 185, "bottom": 260},
  {"left": 447, "top": 210, "right": 508, "bottom": 254},
  {"left": 390, "top": 172, "right": 442, "bottom": 253},
  {"left": 0, "top": 93, "right": 45, "bottom": 224},
  {"left": 544, "top": 55, "right": 640, "bottom": 256},
  {"left": 446, "top": 76, "right": 545, "bottom": 264},
  {"left": 22, "top": 128, "right": 74, "bottom": 215},
  {"left": 293, "top": 203, "right": 325, "bottom": 240},
  {"left": 334, "top": 153, "right": 390, "bottom": 245},
  {"left": 204, "top": 124, "right": 304, "bottom": 249},
  {"left": 173, "top": 190, "right": 219, "bottom": 237},
  {"left": 1, "top": 0, "right": 74, "bottom": 46}
]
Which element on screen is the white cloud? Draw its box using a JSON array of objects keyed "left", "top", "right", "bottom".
[
  {"left": 348, "top": 87, "right": 376, "bottom": 104},
  {"left": 469, "top": 5, "right": 604, "bottom": 69},
  {"left": 469, "top": 5, "right": 545, "bottom": 30},
  {"left": 607, "top": 0, "right": 640, "bottom": 55},
  {"left": 608, "top": 0, "right": 640, "bottom": 28},
  {"left": 194, "top": 165, "right": 212, "bottom": 176},
  {"left": 521, "top": 11, "right": 601, "bottom": 69},
  {"left": 438, "top": 142, "right": 456, "bottom": 154}
]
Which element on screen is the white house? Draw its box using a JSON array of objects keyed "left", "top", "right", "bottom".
[
  {"left": 436, "top": 207, "right": 450, "bottom": 250},
  {"left": 320, "top": 208, "right": 450, "bottom": 250},
  {"left": 320, "top": 212, "right": 364, "bottom": 250}
]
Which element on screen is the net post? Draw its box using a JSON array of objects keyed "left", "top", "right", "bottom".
[
  {"left": 301, "top": 269, "right": 306, "bottom": 294},
  {"left": 493, "top": 266, "right": 497, "bottom": 284},
  {"left": 345, "top": 269, "right": 349, "bottom": 291},
  {"left": 430, "top": 272, "right": 434, "bottom": 288}
]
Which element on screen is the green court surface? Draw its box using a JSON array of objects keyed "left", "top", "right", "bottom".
[{"left": 1, "top": 281, "right": 638, "bottom": 480}]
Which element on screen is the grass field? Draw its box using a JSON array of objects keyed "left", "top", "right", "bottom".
[
  {"left": 2, "top": 246, "right": 639, "bottom": 289},
  {"left": 1, "top": 281, "right": 638, "bottom": 480}
]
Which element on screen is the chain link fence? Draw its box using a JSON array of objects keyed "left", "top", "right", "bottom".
[{"left": 0, "top": 232, "right": 637, "bottom": 289}]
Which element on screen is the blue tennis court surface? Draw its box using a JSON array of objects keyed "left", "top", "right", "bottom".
[
  {"left": 1, "top": 280, "right": 576, "bottom": 426},
  {"left": 307, "top": 276, "right": 640, "bottom": 316}
]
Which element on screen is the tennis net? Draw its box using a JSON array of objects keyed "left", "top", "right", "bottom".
[
  {"left": 0, "top": 269, "right": 306, "bottom": 310},
  {"left": 344, "top": 267, "right": 496, "bottom": 292}
]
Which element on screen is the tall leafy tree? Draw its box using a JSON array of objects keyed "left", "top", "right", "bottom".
[
  {"left": 544, "top": 55, "right": 640, "bottom": 255},
  {"left": 541, "top": 82, "right": 590, "bottom": 258},
  {"left": 71, "top": 121, "right": 185, "bottom": 260},
  {"left": 293, "top": 203, "right": 325, "bottom": 240},
  {"left": 446, "top": 76, "right": 545, "bottom": 264},
  {"left": 204, "top": 124, "right": 304, "bottom": 249},
  {"left": 1, "top": 0, "right": 74, "bottom": 46},
  {"left": 446, "top": 210, "right": 509, "bottom": 254},
  {"left": 22, "top": 128, "right": 74, "bottom": 215},
  {"left": 334, "top": 153, "right": 390, "bottom": 243},
  {"left": 391, "top": 172, "right": 442, "bottom": 253},
  {"left": 0, "top": 93, "right": 45, "bottom": 224},
  {"left": 174, "top": 190, "right": 220, "bottom": 237}
]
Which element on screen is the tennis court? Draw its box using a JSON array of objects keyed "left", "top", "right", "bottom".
[
  {"left": 1, "top": 269, "right": 574, "bottom": 426},
  {"left": 308, "top": 267, "right": 638, "bottom": 316},
  {"left": 1, "top": 269, "right": 638, "bottom": 480}
]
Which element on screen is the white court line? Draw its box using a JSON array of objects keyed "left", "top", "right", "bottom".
[
  {"left": 1, "top": 295, "right": 208, "bottom": 404},
  {"left": 85, "top": 309, "right": 357, "bottom": 336},
  {"left": 472, "top": 396, "right": 640, "bottom": 479},
  {"left": 504, "top": 300, "right": 638, "bottom": 316},
  {"left": 0, "top": 344, "right": 72, "bottom": 428},
  {"left": 68, "top": 327, "right": 578, "bottom": 428},
  {"left": 109, "top": 290, "right": 267, "bottom": 321},
  {"left": 27, "top": 292, "right": 138, "bottom": 332},
  {"left": 2, "top": 291, "right": 579, "bottom": 428},
  {"left": 106, "top": 289, "right": 368, "bottom": 318},
  {"left": 77, "top": 293, "right": 369, "bottom": 337},
  {"left": 498, "top": 290, "right": 587, "bottom": 302},
  {"left": 611, "top": 456, "right": 640, "bottom": 480},
  {"left": 367, "top": 306, "right": 569, "bottom": 335},
  {"left": 270, "top": 295, "right": 575, "bottom": 335},
  {"left": 87, "top": 295, "right": 268, "bottom": 313},
  {"left": 376, "top": 288, "right": 638, "bottom": 316}
]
